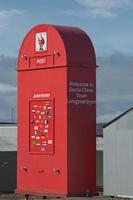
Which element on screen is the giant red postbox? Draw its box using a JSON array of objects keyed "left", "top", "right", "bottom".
[{"left": 16, "top": 24, "right": 96, "bottom": 198}]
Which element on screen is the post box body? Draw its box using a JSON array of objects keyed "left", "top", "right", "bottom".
[{"left": 16, "top": 24, "right": 96, "bottom": 197}]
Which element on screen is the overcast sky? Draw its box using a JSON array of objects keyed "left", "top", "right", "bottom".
[{"left": 0, "top": 0, "right": 133, "bottom": 123}]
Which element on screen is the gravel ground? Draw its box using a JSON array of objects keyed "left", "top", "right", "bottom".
[{"left": 0, "top": 194, "right": 131, "bottom": 200}]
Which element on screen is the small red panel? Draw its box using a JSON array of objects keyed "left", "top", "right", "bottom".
[{"left": 29, "top": 100, "right": 54, "bottom": 154}]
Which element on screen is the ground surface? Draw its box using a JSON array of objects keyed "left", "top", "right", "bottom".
[{"left": 0, "top": 194, "right": 130, "bottom": 200}]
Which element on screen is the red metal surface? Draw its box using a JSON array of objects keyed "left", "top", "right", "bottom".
[{"left": 16, "top": 24, "right": 96, "bottom": 197}]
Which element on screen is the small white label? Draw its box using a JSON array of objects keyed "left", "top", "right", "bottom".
[
  {"left": 34, "top": 126, "right": 38, "bottom": 130},
  {"left": 45, "top": 124, "right": 49, "bottom": 128},
  {"left": 44, "top": 106, "right": 46, "bottom": 110},
  {"left": 36, "top": 58, "right": 46, "bottom": 65},
  {"left": 44, "top": 120, "right": 48, "bottom": 125},
  {"left": 48, "top": 106, "right": 52, "bottom": 110},
  {"left": 34, "top": 131, "right": 37, "bottom": 135},
  {"left": 33, "top": 93, "right": 51, "bottom": 99},
  {"left": 48, "top": 140, "right": 52, "bottom": 144},
  {"left": 33, "top": 105, "right": 38, "bottom": 108}
]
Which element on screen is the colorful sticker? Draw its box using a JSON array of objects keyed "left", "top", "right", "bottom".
[
  {"left": 45, "top": 101, "right": 50, "bottom": 105},
  {"left": 34, "top": 126, "right": 38, "bottom": 130},
  {"left": 42, "top": 141, "right": 47, "bottom": 146},
  {"left": 44, "top": 120, "right": 48, "bottom": 125},
  {"left": 41, "top": 111, "right": 45, "bottom": 115},
  {"left": 33, "top": 105, "right": 38, "bottom": 108},
  {"left": 44, "top": 106, "right": 47, "bottom": 110},
  {"left": 48, "top": 140, "right": 52, "bottom": 144},
  {"left": 48, "top": 106, "right": 52, "bottom": 110},
  {"left": 32, "top": 141, "right": 36, "bottom": 145},
  {"left": 45, "top": 110, "right": 49, "bottom": 114},
  {"left": 34, "top": 131, "right": 37, "bottom": 135},
  {"left": 45, "top": 124, "right": 49, "bottom": 128}
]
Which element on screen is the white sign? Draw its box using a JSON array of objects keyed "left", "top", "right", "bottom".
[
  {"left": 68, "top": 81, "right": 96, "bottom": 105},
  {"left": 33, "top": 93, "right": 51, "bottom": 99},
  {"left": 36, "top": 58, "right": 46, "bottom": 65},
  {"left": 36, "top": 32, "right": 47, "bottom": 51}
]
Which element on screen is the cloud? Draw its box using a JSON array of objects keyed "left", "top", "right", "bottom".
[
  {"left": 0, "top": 55, "right": 16, "bottom": 85},
  {"left": 62, "top": 0, "right": 133, "bottom": 18},
  {"left": 75, "top": 0, "right": 132, "bottom": 9},
  {"left": 0, "top": 55, "right": 16, "bottom": 122},
  {"left": 59, "top": 8, "right": 115, "bottom": 19},
  {"left": 0, "top": 53, "right": 133, "bottom": 125},
  {"left": 97, "top": 111, "right": 122, "bottom": 123},
  {"left": 0, "top": 95, "right": 16, "bottom": 122},
  {"left": 97, "top": 52, "right": 133, "bottom": 122},
  {"left": 0, "top": 9, "right": 25, "bottom": 40},
  {"left": 0, "top": 9, "right": 24, "bottom": 19},
  {"left": 0, "top": 83, "right": 16, "bottom": 94}
]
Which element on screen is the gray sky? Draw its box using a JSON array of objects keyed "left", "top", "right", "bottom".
[{"left": 0, "top": 0, "right": 133, "bottom": 122}]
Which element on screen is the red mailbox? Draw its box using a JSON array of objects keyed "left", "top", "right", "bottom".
[{"left": 16, "top": 24, "right": 96, "bottom": 197}]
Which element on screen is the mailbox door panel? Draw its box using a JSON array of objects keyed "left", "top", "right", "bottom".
[{"left": 17, "top": 67, "right": 67, "bottom": 195}]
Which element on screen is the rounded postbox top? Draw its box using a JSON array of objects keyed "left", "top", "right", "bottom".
[{"left": 18, "top": 24, "right": 96, "bottom": 71}]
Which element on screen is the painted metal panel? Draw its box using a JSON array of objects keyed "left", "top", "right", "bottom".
[
  {"left": 0, "top": 127, "right": 17, "bottom": 151},
  {"left": 96, "top": 151, "right": 103, "bottom": 190},
  {"left": 104, "top": 110, "right": 133, "bottom": 197},
  {"left": 0, "top": 151, "right": 16, "bottom": 192},
  {"left": 96, "top": 137, "right": 103, "bottom": 151}
]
